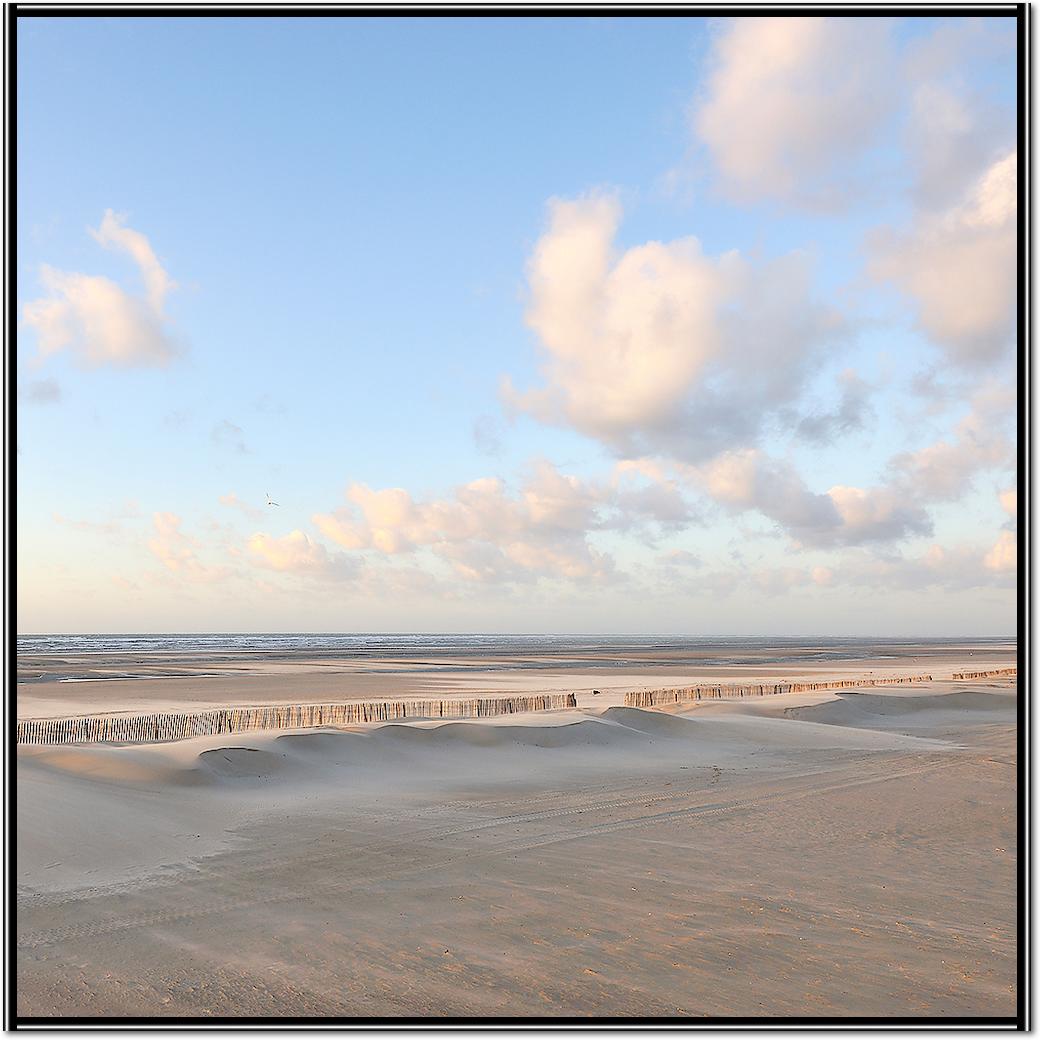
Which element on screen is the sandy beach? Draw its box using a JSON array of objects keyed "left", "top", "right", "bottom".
[
  {"left": 16, "top": 2, "right": 1022, "bottom": 1024},
  {"left": 16, "top": 640, "right": 1018, "bottom": 1019}
]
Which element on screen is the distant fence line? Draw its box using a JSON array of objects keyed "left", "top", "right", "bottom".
[
  {"left": 951, "top": 667, "right": 1017, "bottom": 680},
  {"left": 16, "top": 693, "right": 578, "bottom": 747},
  {"left": 624, "top": 674, "right": 935, "bottom": 709}
]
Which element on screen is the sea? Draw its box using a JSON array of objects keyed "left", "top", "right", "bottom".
[{"left": 17, "top": 632, "right": 1015, "bottom": 661}]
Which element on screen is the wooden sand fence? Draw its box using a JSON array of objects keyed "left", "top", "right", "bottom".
[
  {"left": 951, "top": 667, "right": 1017, "bottom": 680},
  {"left": 16, "top": 693, "right": 578, "bottom": 747},
  {"left": 625, "top": 674, "right": 935, "bottom": 709}
]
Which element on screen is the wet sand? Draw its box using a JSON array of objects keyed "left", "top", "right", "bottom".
[{"left": 16, "top": 638, "right": 1016, "bottom": 718}]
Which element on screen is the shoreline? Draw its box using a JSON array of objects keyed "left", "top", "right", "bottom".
[{"left": 17, "top": 640, "right": 1018, "bottom": 721}]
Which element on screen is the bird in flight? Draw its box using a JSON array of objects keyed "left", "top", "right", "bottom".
[{"left": 266, "top": 492, "right": 279, "bottom": 507}]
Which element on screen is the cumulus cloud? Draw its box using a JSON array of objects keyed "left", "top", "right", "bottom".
[
  {"left": 657, "top": 539, "right": 1012, "bottom": 601},
  {"left": 91, "top": 209, "right": 176, "bottom": 314},
  {"left": 984, "top": 530, "right": 1016, "bottom": 573},
  {"left": 691, "top": 16, "right": 1013, "bottom": 213},
  {"left": 888, "top": 389, "right": 1013, "bottom": 501},
  {"left": 147, "top": 512, "right": 230, "bottom": 582},
  {"left": 902, "top": 19, "right": 1016, "bottom": 210},
  {"left": 247, "top": 530, "right": 360, "bottom": 582},
  {"left": 999, "top": 487, "right": 1017, "bottom": 519},
  {"left": 983, "top": 486, "right": 1018, "bottom": 573},
  {"left": 681, "top": 378, "right": 1012, "bottom": 549},
  {"left": 660, "top": 549, "right": 704, "bottom": 569},
  {"left": 608, "top": 459, "right": 701, "bottom": 536},
  {"left": 825, "top": 485, "right": 933, "bottom": 545},
  {"left": 834, "top": 541, "right": 1015, "bottom": 591},
  {"left": 504, "top": 194, "right": 841, "bottom": 462},
  {"left": 699, "top": 449, "right": 932, "bottom": 547},
  {"left": 796, "top": 370, "right": 873, "bottom": 445},
  {"left": 693, "top": 17, "right": 896, "bottom": 207},
  {"left": 507, "top": 194, "right": 730, "bottom": 437},
  {"left": 314, "top": 461, "right": 616, "bottom": 583},
  {"left": 311, "top": 458, "right": 701, "bottom": 585},
  {"left": 869, "top": 151, "right": 1017, "bottom": 364},
  {"left": 22, "top": 210, "right": 178, "bottom": 367}
]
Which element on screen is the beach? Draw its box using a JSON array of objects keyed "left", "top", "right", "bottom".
[{"left": 16, "top": 638, "right": 1018, "bottom": 1019}]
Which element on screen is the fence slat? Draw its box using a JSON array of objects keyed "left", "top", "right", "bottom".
[
  {"left": 624, "top": 673, "right": 937, "bottom": 709},
  {"left": 16, "top": 693, "right": 579, "bottom": 746}
]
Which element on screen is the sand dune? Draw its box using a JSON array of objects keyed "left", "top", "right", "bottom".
[
  {"left": 788, "top": 688, "right": 1016, "bottom": 735},
  {"left": 16, "top": 678, "right": 1017, "bottom": 1019}
]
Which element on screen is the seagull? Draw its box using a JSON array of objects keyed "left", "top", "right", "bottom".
[{"left": 266, "top": 492, "right": 280, "bottom": 507}]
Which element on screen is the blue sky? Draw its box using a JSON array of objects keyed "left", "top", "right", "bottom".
[{"left": 17, "top": 15, "right": 1018, "bottom": 634}]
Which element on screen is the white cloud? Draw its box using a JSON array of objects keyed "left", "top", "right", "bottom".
[
  {"left": 811, "top": 565, "right": 835, "bottom": 586},
  {"left": 902, "top": 19, "right": 1016, "bottom": 210},
  {"left": 147, "top": 513, "right": 230, "bottom": 583},
  {"left": 507, "top": 193, "right": 730, "bottom": 437},
  {"left": 869, "top": 151, "right": 1016, "bottom": 364},
  {"left": 693, "top": 17, "right": 895, "bottom": 207},
  {"left": 655, "top": 538, "right": 1013, "bottom": 601},
  {"left": 825, "top": 485, "right": 932, "bottom": 545},
  {"left": 22, "top": 211, "right": 178, "bottom": 367},
  {"left": 247, "top": 530, "right": 359, "bottom": 582},
  {"left": 314, "top": 461, "right": 616, "bottom": 583},
  {"left": 660, "top": 549, "right": 704, "bottom": 569},
  {"left": 796, "top": 370, "right": 873, "bottom": 445},
  {"left": 984, "top": 530, "right": 1017, "bottom": 573},
  {"left": 837, "top": 541, "right": 1015, "bottom": 590},
  {"left": 675, "top": 379, "right": 1012, "bottom": 549},
  {"left": 698, "top": 449, "right": 932, "bottom": 547},
  {"left": 311, "top": 459, "right": 700, "bottom": 585},
  {"left": 999, "top": 487, "right": 1017, "bottom": 519},
  {"left": 91, "top": 209, "right": 176, "bottom": 314},
  {"left": 504, "top": 194, "right": 841, "bottom": 461},
  {"left": 889, "top": 390, "right": 1013, "bottom": 500}
]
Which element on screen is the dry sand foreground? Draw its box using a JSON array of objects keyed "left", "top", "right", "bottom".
[{"left": 17, "top": 673, "right": 1017, "bottom": 1019}]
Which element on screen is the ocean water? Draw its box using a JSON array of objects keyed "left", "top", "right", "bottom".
[
  {"left": 17, "top": 632, "right": 1015, "bottom": 660},
  {"left": 16, "top": 634, "right": 1016, "bottom": 685}
]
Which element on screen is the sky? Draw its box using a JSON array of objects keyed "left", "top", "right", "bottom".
[{"left": 16, "top": 14, "right": 1019, "bottom": 635}]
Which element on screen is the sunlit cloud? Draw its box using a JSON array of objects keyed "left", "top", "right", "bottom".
[
  {"left": 503, "top": 193, "right": 841, "bottom": 462},
  {"left": 312, "top": 459, "right": 698, "bottom": 585},
  {"left": 314, "top": 461, "right": 616, "bottom": 583},
  {"left": 147, "top": 512, "right": 231, "bottom": 583},
  {"left": 22, "top": 210, "right": 178, "bottom": 367},
  {"left": 869, "top": 152, "right": 1016, "bottom": 364},
  {"left": 699, "top": 449, "right": 932, "bottom": 547},
  {"left": 246, "top": 530, "right": 360, "bottom": 582},
  {"left": 984, "top": 530, "right": 1017, "bottom": 573},
  {"left": 888, "top": 385, "right": 1014, "bottom": 500},
  {"left": 693, "top": 17, "right": 896, "bottom": 207}
]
